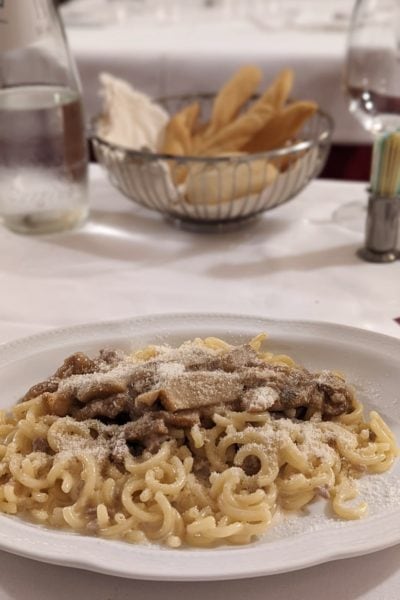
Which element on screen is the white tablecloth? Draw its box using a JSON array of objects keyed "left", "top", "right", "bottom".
[
  {"left": 65, "top": 18, "right": 369, "bottom": 145},
  {"left": 0, "top": 165, "right": 400, "bottom": 598}
]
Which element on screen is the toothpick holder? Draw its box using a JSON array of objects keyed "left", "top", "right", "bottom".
[{"left": 358, "top": 191, "right": 400, "bottom": 263}]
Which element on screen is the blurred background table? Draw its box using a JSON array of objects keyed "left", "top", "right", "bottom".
[
  {"left": 61, "top": 1, "right": 371, "bottom": 179},
  {"left": 0, "top": 165, "right": 400, "bottom": 598}
]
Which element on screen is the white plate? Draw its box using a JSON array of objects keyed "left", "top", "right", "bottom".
[{"left": 0, "top": 313, "right": 399, "bottom": 581}]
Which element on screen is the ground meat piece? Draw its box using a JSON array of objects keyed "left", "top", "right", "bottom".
[
  {"left": 44, "top": 391, "right": 76, "bottom": 417},
  {"left": 193, "top": 456, "right": 211, "bottom": 480},
  {"left": 109, "top": 436, "right": 129, "bottom": 464},
  {"left": 239, "top": 364, "right": 352, "bottom": 418},
  {"left": 127, "top": 364, "right": 158, "bottom": 397},
  {"left": 22, "top": 378, "right": 59, "bottom": 402},
  {"left": 182, "top": 345, "right": 261, "bottom": 373},
  {"left": 31, "top": 437, "right": 51, "bottom": 453},
  {"left": 122, "top": 414, "right": 170, "bottom": 454},
  {"left": 97, "top": 349, "right": 125, "bottom": 367},
  {"left": 77, "top": 379, "right": 128, "bottom": 403},
  {"left": 55, "top": 353, "right": 97, "bottom": 379},
  {"left": 239, "top": 365, "right": 288, "bottom": 389},
  {"left": 160, "top": 410, "right": 200, "bottom": 428},
  {"left": 271, "top": 382, "right": 324, "bottom": 413},
  {"left": 122, "top": 414, "right": 168, "bottom": 442},
  {"left": 220, "top": 345, "right": 262, "bottom": 372},
  {"left": 176, "top": 347, "right": 221, "bottom": 371},
  {"left": 72, "top": 394, "right": 133, "bottom": 421},
  {"left": 242, "top": 455, "right": 261, "bottom": 476},
  {"left": 316, "top": 371, "right": 354, "bottom": 418},
  {"left": 323, "top": 397, "right": 351, "bottom": 418}
]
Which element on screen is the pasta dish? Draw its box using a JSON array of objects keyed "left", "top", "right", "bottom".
[{"left": 0, "top": 335, "right": 398, "bottom": 548}]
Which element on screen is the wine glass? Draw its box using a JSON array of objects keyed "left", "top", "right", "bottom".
[{"left": 333, "top": 0, "right": 400, "bottom": 231}]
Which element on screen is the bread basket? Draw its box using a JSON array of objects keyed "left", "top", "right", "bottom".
[{"left": 91, "top": 94, "right": 333, "bottom": 231}]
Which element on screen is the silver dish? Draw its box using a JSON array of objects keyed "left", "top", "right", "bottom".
[{"left": 91, "top": 95, "right": 333, "bottom": 231}]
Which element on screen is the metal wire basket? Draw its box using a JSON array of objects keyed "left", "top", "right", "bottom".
[{"left": 91, "top": 95, "right": 333, "bottom": 231}]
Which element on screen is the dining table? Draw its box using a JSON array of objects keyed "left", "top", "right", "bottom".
[
  {"left": 0, "top": 164, "right": 400, "bottom": 598},
  {"left": 62, "top": 5, "right": 369, "bottom": 147}
]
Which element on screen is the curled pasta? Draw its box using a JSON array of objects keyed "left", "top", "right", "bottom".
[{"left": 0, "top": 336, "right": 398, "bottom": 548}]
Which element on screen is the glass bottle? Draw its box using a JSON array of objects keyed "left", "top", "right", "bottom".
[{"left": 0, "top": 0, "right": 88, "bottom": 234}]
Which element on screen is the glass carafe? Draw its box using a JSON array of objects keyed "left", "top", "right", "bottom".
[{"left": 0, "top": 0, "right": 88, "bottom": 234}]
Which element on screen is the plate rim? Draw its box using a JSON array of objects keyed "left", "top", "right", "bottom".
[
  {"left": 2, "top": 312, "right": 400, "bottom": 362},
  {"left": 0, "top": 312, "right": 399, "bottom": 581}
]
